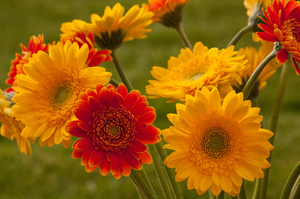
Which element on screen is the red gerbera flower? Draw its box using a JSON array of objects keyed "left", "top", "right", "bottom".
[
  {"left": 257, "top": 0, "right": 300, "bottom": 75},
  {"left": 5, "top": 35, "right": 51, "bottom": 92},
  {"left": 65, "top": 83, "right": 161, "bottom": 179},
  {"left": 61, "top": 31, "right": 112, "bottom": 67}
]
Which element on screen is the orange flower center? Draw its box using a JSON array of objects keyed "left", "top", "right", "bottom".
[
  {"left": 201, "top": 126, "right": 231, "bottom": 159},
  {"left": 89, "top": 105, "right": 137, "bottom": 153},
  {"left": 282, "top": 17, "right": 300, "bottom": 43}
]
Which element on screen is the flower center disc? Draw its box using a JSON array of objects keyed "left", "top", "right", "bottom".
[
  {"left": 51, "top": 82, "right": 73, "bottom": 110},
  {"left": 201, "top": 126, "right": 231, "bottom": 159}
]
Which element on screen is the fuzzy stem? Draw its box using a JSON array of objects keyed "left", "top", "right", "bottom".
[
  {"left": 130, "top": 169, "right": 157, "bottom": 199},
  {"left": 227, "top": 25, "right": 254, "bottom": 48},
  {"left": 175, "top": 23, "right": 192, "bottom": 49},
  {"left": 280, "top": 161, "right": 300, "bottom": 199},
  {"left": 259, "top": 62, "right": 290, "bottom": 199},
  {"left": 242, "top": 49, "right": 277, "bottom": 99},
  {"left": 148, "top": 144, "right": 174, "bottom": 199},
  {"left": 111, "top": 50, "right": 134, "bottom": 91}
]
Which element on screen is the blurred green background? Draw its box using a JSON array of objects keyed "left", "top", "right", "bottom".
[{"left": 0, "top": 0, "right": 299, "bottom": 198}]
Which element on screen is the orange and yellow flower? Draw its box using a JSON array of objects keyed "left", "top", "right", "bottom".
[
  {"left": 142, "top": 0, "right": 189, "bottom": 28},
  {"left": 85, "top": 3, "right": 153, "bottom": 50},
  {"left": 66, "top": 83, "right": 161, "bottom": 179},
  {"left": 257, "top": 0, "right": 300, "bottom": 75},
  {"left": 5, "top": 35, "right": 52, "bottom": 92},
  {"left": 146, "top": 42, "right": 247, "bottom": 102},
  {"left": 163, "top": 87, "right": 273, "bottom": 196},
  {"left": 12, "top": 41, "right": 111, "bottom": 147},
  {"left": 0, "top": 90, "right": 32, "bottom": 155}
]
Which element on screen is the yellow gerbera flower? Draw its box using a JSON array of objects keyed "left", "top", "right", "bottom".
[
  {"left": 142, "top": 0, "right": 190, "bottom": 28},
  {"left": 0, "top": 91, "right": 32, "bottom": 155},
  {"left": 146, "top": 42, "right": 247, "bottom": 102},
  {"left": 162, "top": 87, "right": 273, "bottom": 196},
  {"left": 231, "top": 41, "right": 282, "bottom": 98},
  {"left": 60, "top": 19, "right": 90, "bottom": 39},
  {"left": 86, "top": 3, "right": 153, "bottom": 50},
  {"left": 12, "top": 41, "right": 112, "bottom": 147}
]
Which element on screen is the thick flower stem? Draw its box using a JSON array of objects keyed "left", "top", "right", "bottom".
[
  {"left": 130, "top": 169, "right": 157, "bottom": 199},
  {"left": 242, "top": 49, "right": 277, "bottom": 99},
  {"left": 148, "top": 144, "right": 174, "bottom": 199},
  {"left": 155, "top": 141, "right": 183, "bottom": 199},
  {"left": 175, "top": 23, "right": 192, "bottom": 49},
  {"left": 259, "top": 62, "right": 290, "bottom": 199},
  {"left": 252, "top": 179, "right": 261, "bottom": 199},
  {"left": 111, "top": 50, "right": 134, "bottom": 91},
  {"left": 280, "top": 161, "right": 300, "bottom": 199},
  {"left": 227, "top": 25, "right": 254, "bottom": 48},
  {"left": 239, "top": 181, "right": 247, "bottom": 199}
]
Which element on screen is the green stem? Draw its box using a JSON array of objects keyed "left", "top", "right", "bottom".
[
  {"left": 148, "top": 144, "right": 174, "bottom": 199},
  {"left": 289, "top": 175, "right": 300, "bottom": 199},
  {"left": 139, "top": 168, "right": 157, "bottom": 198},
  {"left": 155, "top": 141, "right": 183, "bottom": 199},
  {"left": 175, "top": 23, "right": 192, "bottom": 49},
  {"left": 280, "top": 161, "right": 300, "bottom": 199},
  {"left": 227, "top": 25, "right": 254, "bottom": 48},
  {"left": 242, "top": 49, "right": 277, "bottom": 99},
  {"left": 217, "top": 191, "right": 225, "bottom": 199},
  {"left": 111, "top": 50, "right": 134, "bottom": 91},
  {"left": 130, "top": 169, "right": 157, "bottom": 199},
  {"left": 259, "top": 62, "right": 290, "bottom": 199},
  {"left": 239, "top": 181, "right": 247, "bottom": 199},
  {"left": 252, "top": 179, "right": 261, "bottom": 199}
]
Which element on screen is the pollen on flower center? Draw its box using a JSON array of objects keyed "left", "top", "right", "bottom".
[
  {"left": 50, "top": 82, "right": 73, "bottom": 110},
  {"left": 201, "top": 126, "right": 231, "bottom": 159},
  {"left": 282, "top": 17, "right": 300, "bottom": 42},
  {"left": 90, "top": 105, "right": 137, "bottom": 153}
]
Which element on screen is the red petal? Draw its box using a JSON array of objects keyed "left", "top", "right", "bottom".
[
  {"left": 140, "top": 152, "right": 152, "bottom": 164},
  {"left": 112, "top": 169, "right": 123, "bottom": 179},
  {"left": 72, "top": 150, "right": 84, "bottom": 159},
  {"left": 81, "top": 149, "right": 93, "bottom": 166},
  {"left": 96, "top": 84, "right": 105, "bottom": 95},
  {"left": 73, "top": 137, "right": 93, "bottom": 150},
  {"left": 121, "top": 158, "right": 131, "bottom": 177},
  {"left": 88, "top": 149, "right": 105, "bottom": 167},
  {"left": 66, "top": 121, "right": 87, "bottom": 137},
  {"left": 99, "top": 156, "right": 110, "bottom": 176},
  {"left": 122, "top": 149, "right": 141, "bottom": 170},
  {"left": 88, "top": 96, "right": 100, "bottom": 112},
  {"left": 292, "top": 58, "right": 300, "bottom": 75},
  {"left": 276, "top": 49, "right": 289, "bottom": 63},
  {"left": 124, "top": 91, "right": 139, "bottom": 111},
  {"left": 73, "top": 108, "right": 93, "bottom": 123},
  {"left": 256, "top": 32, "right": 278, "bottom": 42},
  {"left": 138, "top": 111, "right": 156, "bottom": 124},
  {"left": 85, "top": 164, "right": 98, "bottom": 173},
  {"left": 76, "top": 100, "right": 90, "bottom": 111},
  {"left": 86, "top": 89, "right": 98, "bottom": 100},
  {"left": 130, "top": 101, "right": 148, "bottom": 117},
  {"left": 78, "top": 122, "right": 93, "bottom": 132},
  {"left": 116, "top": 83, "right": 128, "bottom": 99},
  {"left": 136, "top": 126, "right": 161, "bottom": 144},
  {"left": 131, "top": 141, "right": 147, "bottom": 153},
  {"left": 110, "top": 152, "right": 122, "bottom": 175},
  {"left": 99, "top": 87, "right": 112, "bottom": 107}
]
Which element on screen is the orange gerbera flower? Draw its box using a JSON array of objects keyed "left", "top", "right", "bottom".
[
  {"left": 66, "top": 83, "right": 161, "bottom": 179},
  {"left": 61, "top": 30, "right": 112, "bottom": 67},
  {"left": 142, "top": 0, "right": 190, "bottom": 28},
  {"left": 5, "top": 35, "right": 52, "bottom": 92},
  {"left": 257, "top": 0, "right": 300, "bottom": 75}
]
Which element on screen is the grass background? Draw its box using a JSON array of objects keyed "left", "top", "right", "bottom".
[{"left": 0, "top": 0, "right": 299, "bottom": 198}]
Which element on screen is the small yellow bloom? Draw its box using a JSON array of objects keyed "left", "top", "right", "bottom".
[
  {"left": 12, "top": 41, "right": 111, "bottom": 147},
  {"left": 163, "top": 87, "right": 273, "bottom": 196},
  {"left": 146, "top": 42, "right": 247, "bottom": 102},
  {"left": 86, "top": 3, "right": 153, "bottom": 50}
]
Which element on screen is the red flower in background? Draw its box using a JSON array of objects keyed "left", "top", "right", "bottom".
[
  {"left": 257, "top": 0, "right": 300, "bottom": 75},
  {"left": 66, "top": 84, "right": 161, "bottom": 179},
  {"left": 5, "top": 35, "right": 51, "bottom": 92},
  {"left": 61, "top": 31, "right": 112, "bottom": 67}
]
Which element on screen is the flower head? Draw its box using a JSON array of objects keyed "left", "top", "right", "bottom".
[
  {"left": 66, "top": 83, "right": 161, "bottom": 179},
  {"left": 231, "top": 41, "right": 282, "bottom": 98},
  {"left": 12, "top": 41, "right": 112, "bottom": 147},
  {"left": 61, "top": 30, "right": 112, "bottom": 67},
  {"left": 5, "top": 35, "right": 52, "bottom": 92},
  {"left": 257, "top": 0, "right": 300, "bottom": 75},
  {"left": 146, "top": 42, "right": 247, "bottom": 102},
  {"left": 0, "top": 91, "right": 32, "bottom": 155},
  {"left": 86, "top": 3, "right": 153, "bottom": 50},
  {"left": 142, "top": 0, "right": 190, "bottom": 28},
  {"left": 162, "top": 87, "right": 273, "bottom": 196}
]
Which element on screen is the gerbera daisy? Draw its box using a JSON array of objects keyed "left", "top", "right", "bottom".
[
  {"left": 162, "top": 87, "right": 273, "bottom": 196},
  {"left": 231, "top": 41, "right": 282, "bottom": 98},
  {"left": 12, "top": 41, "right": 112, "bottom": 147},
  {"left": 0, "top": 90, "right": 32, "bottom": 155},
  {"left": 61, "top": 30, "right": 112, "bottom": 67},
  {"left": 60, "top": 19, "right": 90, "bottom": 38},
  {"left": 146, "top": 42, "right": 247, "bottom": 102},
  {"left": 85, "top": 3, "right": 153, "bottom": 50},
  {"left": 5, "top": 35, "right": 52, "bottom": 92},
  {"left": 142, "top": 0, "right": 189, "bottom": 28},
  {"left": 257, "top": 0, "right": 300, "bottom": 75},
  {"left": 65, "top": 83, "right": 161, "bottom": 179}
]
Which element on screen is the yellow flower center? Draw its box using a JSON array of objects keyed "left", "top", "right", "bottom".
[{"left": 201, "top": 126, "right": 231, "bottom": 159}]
